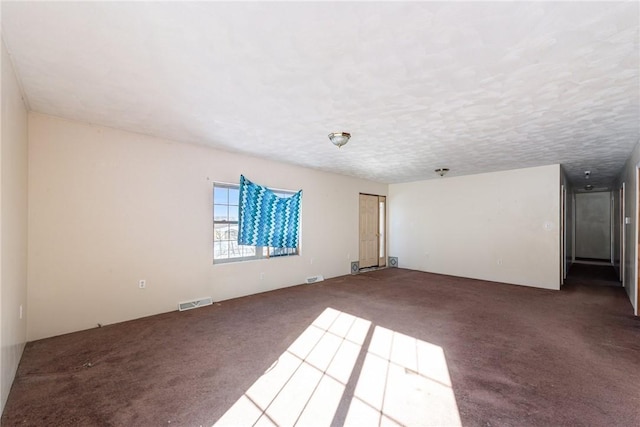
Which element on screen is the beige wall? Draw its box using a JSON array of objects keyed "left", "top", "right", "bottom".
[
  {"left": 1, "top": 40, "right": 29, "bottom": 414},
  {"left": 615, "top": 140, "right": 639, "bottom": 315},
  {"left": 388, "top": 165, "right": 561, "bottom": 290},
  {"left": 27, "top": 113, "right": 387, "bottom": 340}
]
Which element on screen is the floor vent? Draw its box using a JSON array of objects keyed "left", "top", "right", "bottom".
[
  {"left": 351, "top": 261, "right": 359, "bottom": 274},
  {"left": 305, "top": 275, "right": 324, "bottom": 284},
  {"left": 178, "top": 297, "right": 213, "bottom": 312}
]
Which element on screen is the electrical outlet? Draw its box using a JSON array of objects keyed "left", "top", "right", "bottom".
[
  {"left": 139, "top": 280, "right": 146, "bottom": 289},
  {"left": 497, "top": 259, "right": 503, "bottom": 266},
  {"left": 260, "top": 273, "right": 265, "bottom": 280}
]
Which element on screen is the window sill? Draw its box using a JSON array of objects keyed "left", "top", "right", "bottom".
[{"left": 213, "top": 254, "right": 299, "bottom": 265}]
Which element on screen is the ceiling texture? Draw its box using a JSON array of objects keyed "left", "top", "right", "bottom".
[{"left": 2, "top": 1, "right": 639, "bottom": 188}]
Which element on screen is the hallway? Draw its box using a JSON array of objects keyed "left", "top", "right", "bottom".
[{"left": 565, "top": 263, "right": 622, "bottom": 288}]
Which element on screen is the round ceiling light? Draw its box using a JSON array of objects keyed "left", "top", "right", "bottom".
[{"left": 328, "top": 132, "right": 351, "bottom": 148}]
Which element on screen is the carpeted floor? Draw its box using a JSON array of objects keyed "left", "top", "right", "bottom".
[
  {"left": 2, "top": 267, "right": 639, "bottom": 426},
  {"left": 566, "top": 262, "right": 622, "bottom": 287}
]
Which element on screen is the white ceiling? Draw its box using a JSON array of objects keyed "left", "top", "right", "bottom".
[{"left": 2, "top": 1, "right": 639, "bottom": 188}]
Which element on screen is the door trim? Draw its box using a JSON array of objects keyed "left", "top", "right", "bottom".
[
  {"left": 625, "top": 169, "right": 640, "bottom": 316},
  {"left": 359, "top": 193, "right": 386, "bottom": 269},
  {"left": 620, "top": 182, "right": 625, "bottom": 284},
  {"left": 378, "top": 196, "right": 386, "bottom": 267},
  {"left": 560, "top": 184, "right": 565, "bottom": 284}
]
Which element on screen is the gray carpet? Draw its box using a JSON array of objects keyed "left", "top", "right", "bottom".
[{"left": 2, "top": 268, "right": 639, "bottom": 426}]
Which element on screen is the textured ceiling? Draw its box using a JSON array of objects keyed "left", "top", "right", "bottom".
[{"left": 2, "top": 1, "right": 639, "bottom": 188}]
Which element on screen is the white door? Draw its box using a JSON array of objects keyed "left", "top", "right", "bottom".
[{"left": 359, "top": 194, "right": 379, "bottom": 269}]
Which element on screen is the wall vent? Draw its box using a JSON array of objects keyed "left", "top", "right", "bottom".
[
  {"left": 388, "top": 257, "right": 398, "bottom": 268},
  {"left": 178, "top": 297, "right": 213, "bottom": 312},
  {"left": 305, "top": 275, "right": 324, "bottom": 284}
]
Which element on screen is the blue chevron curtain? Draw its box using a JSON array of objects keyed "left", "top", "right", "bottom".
[{"left": 238, "top": 175, "right": 302, "bottom": 248}]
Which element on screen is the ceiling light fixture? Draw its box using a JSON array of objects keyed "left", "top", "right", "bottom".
[
  {"left": 435, "top": 168, "right": 450, "bottom": 177},
  {"left": 585, "top": 184, "right": 594, "bottom": 191},
  {"left": 328, "top": 132, "right": 351, "bottom": 148},
  {"left": 584, "top": 170, "right": 591, "bottom": 179}
]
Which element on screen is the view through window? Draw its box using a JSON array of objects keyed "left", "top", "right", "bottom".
[{"left": 213, "top": 183, "right": 299, "bottom": 263}]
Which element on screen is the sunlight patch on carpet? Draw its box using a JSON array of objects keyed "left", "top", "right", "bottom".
[
  {"left": 345, "top": 326, "right": 461, "bottom": 426},
  {"left": 213, "top": 307, "right": 461, "bottom": 426}
]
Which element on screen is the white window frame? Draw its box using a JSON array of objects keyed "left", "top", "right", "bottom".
[{"left": 213, "top": 182, "right": 300, "bottom": 264}]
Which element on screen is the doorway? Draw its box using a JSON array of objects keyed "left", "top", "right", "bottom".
[
  {"left": 359, "top": 194, "right": 386, "bottom": 269},
  {"left": 574, "top": 191, "right": 612, "bottom": 263}
]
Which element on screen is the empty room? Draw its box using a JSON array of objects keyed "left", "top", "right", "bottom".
[{"left": 1, "top": 1, "right": 639, "bottom": 426}]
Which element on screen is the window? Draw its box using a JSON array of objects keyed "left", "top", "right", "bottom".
[{"left": 213, "top": 183, "right": 299, "bottom": 263}]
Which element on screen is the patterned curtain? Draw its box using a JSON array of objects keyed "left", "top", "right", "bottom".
[{"left": 238, "top": 175, "right": 302, "bottom": 248}]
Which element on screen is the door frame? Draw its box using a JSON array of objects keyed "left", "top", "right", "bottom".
[
  {"left": 561, "top": 184, "right": 566, "bottom": 285},
  {"left": 620, "top": 181, "right": 625, "bottom": 284},
  {"left": 625, "top": 169, "right": 640, "bottom": 316},
  {"left": 378, "top": 196, "right": 387, "bottom": 267},
  {"left": 359, "top": 193, "right": 387, "bottom": 269}
]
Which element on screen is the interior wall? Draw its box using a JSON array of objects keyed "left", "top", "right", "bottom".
[
  {"left": 388, "top": 165, "right": 561, "bottom": 290},
  {"left": 27, "top": 113, "right": 387, "bottom": 340},
  {"left": 574, "top": 192, "right": 612, "bottom": 260},
  {"left": 615, "top": 139, "right": 640, "bottom": 315},
  {"left": 0, "top": 40, "right": 29, "bottom": 414}
]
